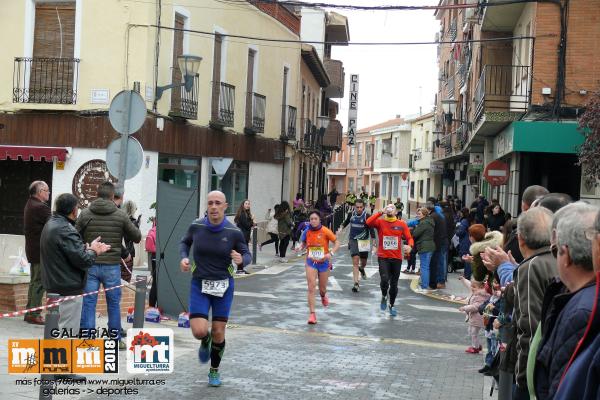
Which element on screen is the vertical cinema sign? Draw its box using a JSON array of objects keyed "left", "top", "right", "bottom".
[{"left": 347, "top": 74, "right": 359, "bottom": 146}]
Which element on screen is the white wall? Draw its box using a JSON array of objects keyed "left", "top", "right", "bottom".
[
  {"left": 248, "top": 161, "right": 283, "bottom": 223},
  {"left": 300, "top": 8, "right": 326, "bottom": 60},
  {"left": 51, "top": 147, "right": 159, "bottom": 235}
]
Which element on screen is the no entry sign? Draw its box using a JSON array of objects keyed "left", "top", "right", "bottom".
[{"left": 483, "top": 160, "right": 510, "bottom": 186}]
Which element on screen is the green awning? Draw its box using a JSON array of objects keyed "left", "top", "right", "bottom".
[{"left": 495, "top": 121, "right": 585, "bottom": 158}]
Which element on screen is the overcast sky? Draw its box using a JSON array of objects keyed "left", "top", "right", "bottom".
[{"left": 328, "top": 0, "right": 440, "bottom": 130}]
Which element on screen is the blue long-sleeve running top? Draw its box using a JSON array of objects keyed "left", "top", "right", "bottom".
[{"left": 179, "top": 217, "right": 252, "bottom": 280}]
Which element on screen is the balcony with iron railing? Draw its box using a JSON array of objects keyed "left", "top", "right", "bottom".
[
  {"left": 446, "top": 74, "right": 455, "bottom": 99},
  {"left": 13, "top": 57, "right": 80, "bottom": 104},
  {"left": 281, "top": 105, "right": 297, "bottom": 141},
  {"left": 413, "top": 148, "right": 423, "bottom": 161},
  {"left": 211, "top": 82, "right": 235, "bottom": 128},
  {"left": 474, "top": 65, "right": 531, "bottom": 126},
  {"left": 302, "top": 119, "right": 315, "bottom": 152},
  {"left": 448, "top": 19, "right": 457, "bottom": 42},
  {"left": 458, "top": 63, "right": 466, "bottom": 89},
  {"left": 170, "top": 74, "right": 199, "bottom": 120},
  {"left": 244, "top": 92, "right": 266, "bottom": 134}
]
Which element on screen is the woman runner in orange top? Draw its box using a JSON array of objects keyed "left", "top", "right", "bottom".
[{"left": 298, "top": 210, "right": 340, "bottom": 324}]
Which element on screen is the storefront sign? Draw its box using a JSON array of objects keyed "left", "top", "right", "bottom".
[
  {"left": 72, "top": 159, "right": 118, "bottom": 208},
  {"left": 483, "top": 160, "right": 510, "bottom": 186},
  {"left": 469, "top": 153, "right": 484, "bottom": 171},
  {"left": 495, "top": 127, "right": 514, "bottom": 158},
  {"left": 429, "top": 162, "right": 444, "bottom": 174},
  {"left": 347, "top": 74, "right": 359, "bottom": 146}
]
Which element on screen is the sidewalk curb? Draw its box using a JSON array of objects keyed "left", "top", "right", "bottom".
[{"left": 409, "top": 278, "right": 467, "bottom": 305}]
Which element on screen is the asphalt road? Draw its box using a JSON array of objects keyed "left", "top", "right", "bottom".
[{"left": 0, "top": 245, "right": 492, "bottom": 400}]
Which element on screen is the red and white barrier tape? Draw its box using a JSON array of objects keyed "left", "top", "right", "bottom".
[{"left": 0, "top": 277, "right": 147, "bottom": 319}]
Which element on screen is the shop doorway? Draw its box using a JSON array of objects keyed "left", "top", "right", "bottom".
[{"left": 0, "top": 160, "right": 53, "bottom": 234}]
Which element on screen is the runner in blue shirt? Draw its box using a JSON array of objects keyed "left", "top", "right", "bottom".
[{"left": 179, "top": 190, "right": 251, "bottom": 387}]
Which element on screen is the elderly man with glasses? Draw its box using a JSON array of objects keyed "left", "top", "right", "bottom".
[
  {"left": 527, "top": 203, "right": 598, "bottom": 399},
  {"left": 550, "top": 207, "right": 600, "bottom": 400},
  {"left": 480, "top": 207, "right": 556, "bottom": 399}
]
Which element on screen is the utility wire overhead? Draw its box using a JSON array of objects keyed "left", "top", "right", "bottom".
[
  {"left": 131, "top": 23, "right": 539, "bottom": 46},
  {"left": 245, "top": 0, "right": 549, "bottom": 11}
]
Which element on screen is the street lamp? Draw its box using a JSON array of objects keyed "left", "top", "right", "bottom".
[
  {"left": 317, "top": 115, "right": 330, "bottom": 134},
  {"left": 441, "top": 99, "right": 457, "bottom": 124},
  {"left": 156, "top": 54, "right": 203, "bottom": 99}
]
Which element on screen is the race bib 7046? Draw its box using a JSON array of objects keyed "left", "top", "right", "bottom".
[{"left": 382, "top": 236, "right": 399, "bottom": 250}]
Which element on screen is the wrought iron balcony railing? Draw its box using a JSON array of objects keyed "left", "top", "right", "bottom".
[
  {"left": 474, "top": 65, "right": 531, "bottom": 123},
  {"left": 281, "top": 105, "right": 297, "bottom": 140},
  {"left": 211, "top": 82, "right": 235, "bottom": 128},
  {"left": 245, "top": 92, "right": 265, "bottom": 134},
  {"left": 449, "top": 19, "right": 457, "bottom": 42},
  {"left": 13, "top": 57, "right": 79, "bottom": 104},
  {"left": 170, "top": 74, "right": 199, "bottom": 120},
  {"left": 413, "top": 148, "right": 423, "bottom": 161},
  {"left": 447, "top": 74, "right": 455, "bottom": 99},
  {"left": 302, "top": 119, "right": 313, "bottom": 151}
]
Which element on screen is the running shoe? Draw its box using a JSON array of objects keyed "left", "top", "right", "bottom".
[
  {"left": 208, "top": 369, "right": 221, "bottom": 387},
  {"left": 352, "top": 282, "right": 359, "bottom": 293},
  {"left": 236, "top": 269, "right": 249, "bottom": 275},
  {"left": 280, "top": 257, "right": 288, "bottom": 263},
  {"left": 198, "top": 335, "right": 212, "bottom": 364},
  {"left": 359, "top": 267, "right": 367, "bottom": 280},
  {"left": 307, "top": 312, "right": 317, "bottom": 324},
  {"left": 380, "top": 296, "right": 387, "bottom": 311},
  {"left": 321, "top": 293, "right": 330, "bottom": 307},
  {"left": 389, "top": 306, "right": 397, "bottom": 317},
  {"left": 465, "top": 347, "right": 480, "bottom": 354}
]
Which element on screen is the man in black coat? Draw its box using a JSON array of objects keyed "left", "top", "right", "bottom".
[
  {"left": 427, "top": 202, "right": 448, "bottom": 289},
  {"left": 23, "top": 181, "right": 51, "bottom": 325},
  {"left": 40, "top": 193, "right": 110, "bottom": 333}
]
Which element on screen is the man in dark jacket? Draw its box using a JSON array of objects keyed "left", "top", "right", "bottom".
[
  {"left": 534, "top": 203, "right": 598, "bottom": 399},
  {"left": 23, "top": 180, "right": 52, "bottom": 325},
  {"left": 76, "top": 181, "right": 141, "bottom": 348},
  {"left": 41, "top": 193, "right": 110, "bottom": 333},
  {"left": 427, "top": 202, "right": 448, "bottom": 289},
  {"left": 553, "top": 209, "right": 600, "bottom": 399},
  {"left": 483, "top": 207, "right": 556, "bottom": 399},
  {"left": 328, "top": 188, "right": 339, "bottom": 206}
]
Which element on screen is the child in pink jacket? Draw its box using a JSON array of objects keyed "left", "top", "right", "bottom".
[{"left": 459, "top": 278, "right": 491, "bottom": 354}]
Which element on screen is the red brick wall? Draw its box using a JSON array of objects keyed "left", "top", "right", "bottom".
[
  {"left": 532, "top": 0, "right": 600, "bottom": 106},
  {"left": 0, "top": 283, "right": 30, "bottom": 314},
  {"left": 249, "top": 1, "right": 301, "bottom": 36}
]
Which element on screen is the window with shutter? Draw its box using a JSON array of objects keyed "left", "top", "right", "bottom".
[{"left": 30, "top": 2, "right": 76, "bottom": 103}]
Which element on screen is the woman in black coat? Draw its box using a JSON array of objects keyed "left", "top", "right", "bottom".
[
  {"left": 234, "top": 199, "right": 255, "bottom": 244},
  {"left": 485, "top": 204, "right": 506, "bottom": 232}
]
